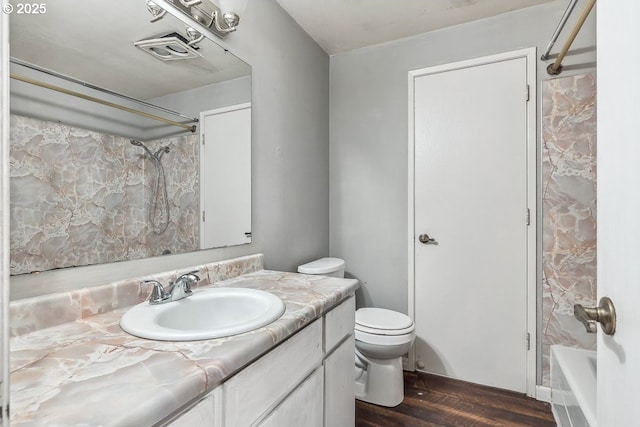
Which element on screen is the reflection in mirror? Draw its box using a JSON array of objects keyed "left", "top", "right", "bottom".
[{"left": 9, "top": 0, "right": 252, "bottom": 276}]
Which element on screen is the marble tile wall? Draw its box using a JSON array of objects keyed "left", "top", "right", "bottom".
[
  {"left": 541, "top": 73, "right": 597, "bottom": 386},
  {"left": 9, "top": 115, "right": 199, "bottom": 275}
]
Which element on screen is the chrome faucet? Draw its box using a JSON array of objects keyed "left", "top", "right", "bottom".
[{"left": 142, "top": 270, "right": 200, "bottom": 304}]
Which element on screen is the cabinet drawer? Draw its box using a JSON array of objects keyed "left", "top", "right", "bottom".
[
  {"left": 224, "top": 319, "right": 323, "bottom": 427},
  {"left": 324, "top": 295, "right": 355, "bottom": 354}
]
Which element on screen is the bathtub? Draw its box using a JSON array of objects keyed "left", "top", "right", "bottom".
[{"left": 551, "top": 346, "right": 597, "bottom": 427}]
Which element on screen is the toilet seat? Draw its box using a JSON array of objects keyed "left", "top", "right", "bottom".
[
  {"left": 355, "top": 308, "right": 414, "bottom": 336},
  {"left": 355, "top": 328, "right": 415, "bottom": 347}
]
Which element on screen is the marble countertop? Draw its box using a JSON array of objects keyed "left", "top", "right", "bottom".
[{"left": 10, "top": 270, "right": 359, "bottom": 426}]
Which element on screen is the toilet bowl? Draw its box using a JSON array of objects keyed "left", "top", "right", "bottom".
[
  {"left": 297, "top": 257, "right": 416, "bottom": 408},
  {"left": 354, "top": 307, "right": 415, "bottom": 407}
]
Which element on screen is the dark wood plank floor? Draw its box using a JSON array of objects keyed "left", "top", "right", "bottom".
[{"left": 356, "top": 372, "right": 556, "bottom": 427}]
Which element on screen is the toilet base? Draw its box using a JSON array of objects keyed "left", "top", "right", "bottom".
[{"left": 354, "top": 353, "right": 405, "bottom": 407}]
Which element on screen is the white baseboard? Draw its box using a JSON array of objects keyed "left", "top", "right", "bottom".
[{"left": 536, "top": 385, "right": 552, "bottom": 403}]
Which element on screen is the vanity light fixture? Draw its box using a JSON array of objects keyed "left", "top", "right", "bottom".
[
  {"left": 210, "top": 0, "right": 248, "bottom": 34},
  {"left": 149, "top": 0, "right": 248, "bottom": 39}
]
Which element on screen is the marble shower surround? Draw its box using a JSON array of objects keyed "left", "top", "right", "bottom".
[
  {"left": 9, "top": 115, "right": 199, "bottom": 275},
  {"left": 541, "top": 73, "right": 596, "bottom": 386}
]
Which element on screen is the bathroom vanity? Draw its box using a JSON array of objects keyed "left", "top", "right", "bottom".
[
  {"left": 167, "top": 295, "right": 355, "bottom": 426},
  {"left": 8, "top": 254, "right": 359, "bottom": 426}
]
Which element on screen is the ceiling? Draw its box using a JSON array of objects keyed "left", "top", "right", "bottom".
[
  {"left": 9, "top": 0, "right": 559, "bottom": 97},
  {"left": 274, "top": 0, "right": 558, "bottom": 55}
]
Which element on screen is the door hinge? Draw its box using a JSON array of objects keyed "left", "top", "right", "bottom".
[
  {"left": 526, "top": 84, "right": 530, "bottom": 102},
  {"left": 202, "top": 211, "right": 206, "bottom": 222},
  {"left": 526, "top": 208, "right": 531, "bottom": 226},
  {"left": 202, "top": 135, "right": 205, "bottom": 145},
  {"left": 526, "top": 332, "right": 531, "bottom": 350}
]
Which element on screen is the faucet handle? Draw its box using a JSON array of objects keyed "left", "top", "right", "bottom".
[
  {"left": 141, "top": 280, "right": 168, "bottom": 304},
  {"left": 178, "top": 270, "right": 200, "bottom": 286},
  {"left": 184, "top": 270, "right": 200, "bottom": 279},
  {"left": 171, "top": 271, "right": 200, "bottom": 294}
]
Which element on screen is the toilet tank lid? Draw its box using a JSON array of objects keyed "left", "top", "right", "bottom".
[{"left": 297, "top": 257, "right": 345, "bottom": 274}]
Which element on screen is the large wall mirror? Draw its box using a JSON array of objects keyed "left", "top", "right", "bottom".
[{"left": 9, "top": 0, "right": 252, "bottom": 276}]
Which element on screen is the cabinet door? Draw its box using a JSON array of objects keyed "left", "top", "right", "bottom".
[
  {"left": 258, "top": 367, "right": 324, "bottom": 427},
  {"left": 324, "top": 334, "right": 355, "bottom": 427},
  {"left": 224, "top": 319, "right": 322, "bottom": 426}
]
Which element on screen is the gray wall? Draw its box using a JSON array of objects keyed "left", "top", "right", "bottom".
[
  {"left": 150, "top": 76, "right": 251, "bottom": 116},
  {"left": 229, "top": 0, "right": 330, "bottom": 272},
  {"left": 147, "top": 76, "right": 251, "bottom": 139},
  {"left": 329, "top": 0, "right": 596, "bottom": 313},
  {"left": 11, "top": 0, "right": 330, "bottom": 298}
]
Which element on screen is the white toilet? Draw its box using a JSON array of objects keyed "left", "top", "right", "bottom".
[
  {"left": 354, "top": 307, "right": 415, "bottom": 407},
  {"left": 297, "top": 257, "right": 416, "bottom": 408}
]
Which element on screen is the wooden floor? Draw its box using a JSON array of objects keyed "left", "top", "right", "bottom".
[{"left": 355, "top": 372, "right": 556, "bottom": 427}]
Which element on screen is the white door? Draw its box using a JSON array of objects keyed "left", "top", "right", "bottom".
[
  {"left": 409, "top": 50, "right": 536, "bottom": 394},
  {"left": 597, "top": 1, "right": 640, "bottom": 424},
  {"left": 199, "top": 103, "right": 251, "bottom": 249}
]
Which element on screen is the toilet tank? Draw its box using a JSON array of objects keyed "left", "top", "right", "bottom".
[{"left": 297, "top": 257, "right": 345, "bottom": 278}]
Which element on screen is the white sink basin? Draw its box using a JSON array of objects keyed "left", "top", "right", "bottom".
[{"left": 120, "top": 287, "right": 286, "bottom": 341}]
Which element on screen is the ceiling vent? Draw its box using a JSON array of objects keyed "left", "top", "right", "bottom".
[{"left": 134, "top": 33, "right": 202, "bottom": 61}]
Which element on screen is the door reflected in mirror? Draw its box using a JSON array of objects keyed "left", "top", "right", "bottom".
[{"left": 9, "top": 0, "right": 252, "bottom": 276}]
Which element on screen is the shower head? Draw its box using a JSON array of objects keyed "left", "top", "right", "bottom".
[
  {"left": 130, "top": 139, "right": 155, "bottom": 158},
  {"left": 131, "top": 139, "right": 171, "bottom": 160}
]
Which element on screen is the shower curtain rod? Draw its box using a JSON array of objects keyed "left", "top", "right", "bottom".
[
  {"left": 540, "top": 0, "right": 579, "bottom": 61},
  {"left": 9, "top": 58, "right": 198, "bottom": 129},
  {"left": 546, "top": 0, "right": 596, "bottom": 76},
  {"left": 10, "top": 73, "right": 197, "bottom": 132}
]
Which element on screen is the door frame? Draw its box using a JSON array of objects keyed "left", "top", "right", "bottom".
[
  {"left": 407, "top": 48, "right": 538, "bottom": 397},
  {"left": 1, "top": 10, "right": 9, "bottom": 423}
]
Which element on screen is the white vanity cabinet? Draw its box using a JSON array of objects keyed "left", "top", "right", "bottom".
[{"left": 164, "top": 295, "right": 355, "bottom": 427}]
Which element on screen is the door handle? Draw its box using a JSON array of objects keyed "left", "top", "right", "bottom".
[
  {"left": 418, "top": 234, "right": 438, "bottom": 245},
  {"left": 574, "top": 296, "right": 616, "bottom": 335}
]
